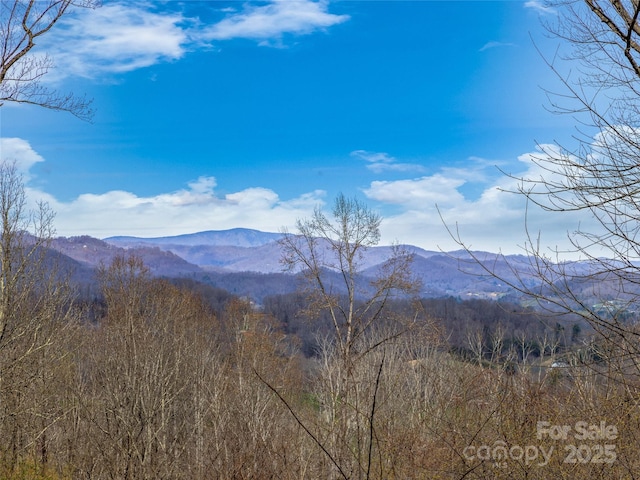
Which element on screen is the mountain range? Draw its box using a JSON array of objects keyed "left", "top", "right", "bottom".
[{"left": 42, "top": 228, "right": 609, "bottom": 304}]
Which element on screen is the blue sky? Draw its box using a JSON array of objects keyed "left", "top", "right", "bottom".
[{"left": 1, "top": 0, "right": 595, "bottom": 254}]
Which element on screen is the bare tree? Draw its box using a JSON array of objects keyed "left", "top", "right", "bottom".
[
  {"left": 279, "top": 194, "right": 423, "bottom": 479},
  {"left": 0, "top": 161, "right": 79, "bottom": 476},
  {"left": 447, "top": 1, "right": 640, "bottom": 387},
  {"left": 0, "top": 161, "right": 58, "bottom": 361},
  {"left": 280, "top": 193, "right": 418, "bottom": 367},
  {"left": 436, "top": 7, "right": 640, "bottom": 473},
  {"left": 0, "top": 0, "right": 97, "bottom": 120},
  {"left": 80, "top": 255, "right": 229, "bottom": 479}
]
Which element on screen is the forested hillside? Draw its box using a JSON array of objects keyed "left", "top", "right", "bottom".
[{"left": 6, "top": 249, "right": 635, "bottom": 479}]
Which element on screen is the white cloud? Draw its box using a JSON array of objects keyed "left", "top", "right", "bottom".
[
  {"left": 35, "top": 1, "right": 349, "bottom": 80},
  {"left": 365, "top": 175, "right": 466, "bottom": 208},
  {"left": 1, "top": 138, "right": 327, "bottom": 237},
  {"left": 524, "top": 1, "right": 556, "bottom": 15},
  {"left": 364, "top": 145, "right": 601, "bottom": 256},
  {"left": 203, "top": 0, "right": 349, "bottom": 41},
  {"left": 48, "top": 182, "right": 326, "bottom": 237},
  {"left": 40, "top": 3, "right": 189, "bottom": 79},
  {"left": 0, "top": 138, "right": 45, "bottom": 177},
  {"left": 351, "top": 150, "right": 426, "bottom": 174},
  {"left": 479, "top": 41, "right": 516, "bottom": 52}
]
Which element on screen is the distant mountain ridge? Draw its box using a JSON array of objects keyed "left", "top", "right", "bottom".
[
  {"left": 106, "top": 228, "right": 283, "bottom": 248},
  {"left": 100, "top": 228, "right": 543, "bottom": 300},
  {"left": 104, "top": 229, "right": 443, "bottom": 274},
  {"left": 51, "top": 235, "right": 203, "bottom": 276},
  {"left": 37, "top": 228, "right": 624, "bottom": 304}
]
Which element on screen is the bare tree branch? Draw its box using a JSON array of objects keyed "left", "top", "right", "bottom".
[{"left": 0, "top": 0, "right": 98, "bottom": 120}]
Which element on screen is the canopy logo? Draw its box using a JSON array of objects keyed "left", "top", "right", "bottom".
[{"left": 462, "top": 420, "right": 618, "bottom": 468}]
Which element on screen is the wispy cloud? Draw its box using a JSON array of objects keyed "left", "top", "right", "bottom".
[
  {"left": 479, "top": 41, "right": 516, "bottom": 52},
  {"left": 524, "top": 1, "right": 556, "bottom": 15},
  {"left": 39, "top": 3, "right": 189, "bottom": 79},
  {"left": 365, "top": 175, "right": 467, "bottom": 208},
  {"left": 203, "top": 0, "right": 349, "bottom": 42},
  {"left": 36, "top": 1, "right": 349, "bottom": 80},
  {"left": 351, "top": 150, "right": 426, "bottom": 174}
]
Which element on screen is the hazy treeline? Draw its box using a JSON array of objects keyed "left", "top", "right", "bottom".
[{"left": 263, "top": 292, "right": 583, "bottom": 361}]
